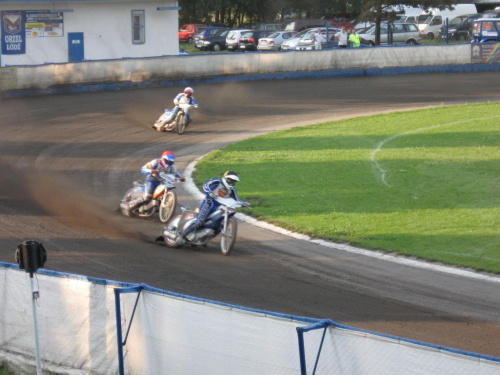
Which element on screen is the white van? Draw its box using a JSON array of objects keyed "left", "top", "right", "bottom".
[{"left": 417, "top": 4, "right": 477, "bottom": 39}]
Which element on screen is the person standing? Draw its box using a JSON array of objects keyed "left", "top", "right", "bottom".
[
  {"left": 335, "top": 26, "right": 348, "bottom": 48},
  {"left": 350, "top": 29, "right": 361, "bottom": 48},
  {"left": 312, "top": 29, "right": 325, "bottom": 50}
]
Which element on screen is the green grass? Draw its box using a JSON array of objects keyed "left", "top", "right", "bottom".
[{"left": 194, "top": 103, "right": 500, "bottom": 273}]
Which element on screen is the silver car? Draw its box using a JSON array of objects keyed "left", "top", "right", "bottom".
[
  {"left": 225, "top": 29, "right": 251, "bottom": 51},
  {"left": 281, "top": 28, "right": 315, "bottom": 50},
  {"left": 359, "top": 22, "right": 422, "bottom": 45},
  {"left": 295, "top": 28, "right": 340, "bottom": 50},
  {"left": 257, "top": 31, "right": 298, "bottom": 51}
]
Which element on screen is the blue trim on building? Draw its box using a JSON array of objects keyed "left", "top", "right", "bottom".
[{"left": 3, "top": 63, "right": 500, "bottom": 98}]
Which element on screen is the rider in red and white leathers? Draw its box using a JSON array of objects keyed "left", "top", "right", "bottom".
[{"left": 124, "top": 151, "right": 184, "bottom": 215}]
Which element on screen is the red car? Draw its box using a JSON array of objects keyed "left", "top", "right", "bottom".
[{"left": 179, "top": 24, "right": 207, "bottom": 43}]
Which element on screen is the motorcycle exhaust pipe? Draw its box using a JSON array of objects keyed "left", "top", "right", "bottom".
[{"left": 163, "top": 231, "right": 178, "bottom": 240}]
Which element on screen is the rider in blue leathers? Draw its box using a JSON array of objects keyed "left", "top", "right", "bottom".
[
  {"left": 167, "top": 87, "right": 198, "bottom": 126},
  {"left": 124, "top": 151, "right": 184, "bottom": 216},
  {"left": 176, "top": 171, "right": 248, "bottom": 244}
]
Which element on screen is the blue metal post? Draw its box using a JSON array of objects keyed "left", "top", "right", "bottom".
[
  {"left": 445, "top": 18, "right": 449, "bottom": 44},
  {"left": 114, "top": 289, "right": 125, "bottom": 375},
  {"left": 114, "top": 286, "right": 142, "bottom": 375}
]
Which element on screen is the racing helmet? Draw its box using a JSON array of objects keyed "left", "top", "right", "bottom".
[
  {"left": 222, "top": 170, "right": 240, "bottom": 190},
  {"left": 184, "top": 87, "right": 194, "bottom": 97},
  {"left": 161, "top": 151, "right": 176, "bottom": 168}
]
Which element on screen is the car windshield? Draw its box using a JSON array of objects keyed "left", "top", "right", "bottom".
[
  {"left": 268, "top": 32, "right": 280, "bottom": 38},
  {"left": 216, "top": 29, "right": 229, "bottom": 37},
  {"left": 449, "top": 17, "right": 467, "bottom": 26},
  {"left": 241, "top": 32, "right": 253, "bottom": 38},
  {"left": 418, "top": 15, "right": 432, "bottom": 24}
]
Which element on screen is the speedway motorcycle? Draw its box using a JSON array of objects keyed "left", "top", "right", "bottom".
[
  {"left": 152, "top": 103, "right": 198, "bottom": 135},
  {"left": 119, "top": 172, "right": 182, "bottom": 223},
  {"left": 156, "top": 197, "right": 250, "bottom": 256}
]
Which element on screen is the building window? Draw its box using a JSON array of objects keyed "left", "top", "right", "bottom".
[{"left": 132, "top": 10, "right": 145, "bottom": 44}]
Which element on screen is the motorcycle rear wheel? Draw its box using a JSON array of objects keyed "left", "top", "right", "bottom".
[
  {"left": 120, "top": 187, "right": 136, "bottom": 217},
  {"left": 159, "top": 190, "right": 177, "bottom": 223},
  {"left": 176, "top": 114, "right": 187, "bottom": 135},
  {"left": 220, "top": 216, "right": 238, "bottom": 256}
]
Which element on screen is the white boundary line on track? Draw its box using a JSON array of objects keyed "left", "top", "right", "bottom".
[{"left": 183, "top": 155, "right": 500, "bottom": 285}]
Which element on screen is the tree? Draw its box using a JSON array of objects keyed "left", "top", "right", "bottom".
[{"left": 356, "top": 0, "right": 455, "bottom": 45}]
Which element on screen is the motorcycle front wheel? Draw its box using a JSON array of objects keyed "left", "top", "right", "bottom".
[
  {"left": 159, "top": 190, "right": 177, "bottom": 223},
  {"left": 162, "top": 215, "right": 183, "bottom": 248},
  {"left": 220, "top": 216, "right": 238, "bottom": 256},
  {"left": 176, "top": 114, "right": 188, "bottom": 135}
]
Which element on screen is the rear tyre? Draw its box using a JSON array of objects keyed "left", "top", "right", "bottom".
[
  {"left": 213, "top": 43, "right": 221, "bottom": 52},
  {"left": 159, "top": 190, "right": 177, "bottom": 223},
  {"left": 220, "top": 217, "right": 237, "bottom": 256},
  {"left": 177, "top": 114, "right": 187, "bottom": 135}
]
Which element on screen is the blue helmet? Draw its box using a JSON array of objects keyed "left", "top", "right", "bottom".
[{"left": 161, "top": 151, "right": 176, "bottom": 168}]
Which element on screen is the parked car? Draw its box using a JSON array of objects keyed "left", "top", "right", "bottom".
[
  {"left": 257, "top": 31, "right": 298, "bottom": 51},
  {"left": 225, "top": 28, "right": 252, "bottom": 51},
  {"left": 193, "top": 26, "right": 228, "bottom": 49},
  {"left": 283, "top": 19, "right": 329, "bottom": 32},
  {"left": 281, "top": 28, "right": 316, "bottom": 50},
  {"left": 438, "top": 14, "right": 481, "bottom": 41},
  {"left": 359, "top": 22, "right": 422, "bottom": 45},
  {"left": 481, "top": 8, "right": 500, "bottom": 18},
  {"left": 471, "top": 17, "right": 500, "bottom": 43},
  {"left": 395, "top": 15, "right": 419, "bottom": 23},
  {"left": 179, "top": 24, "right": 207, "bottom": 43},
  {"left": 253, "top": 23, "right": 283, "bottom": 31},
  {"left": 295, "top": 28, "right": 341, "bottom": 50},
  {"left": 417, "top": 4, "right": 478, "bottom": 39},
  {"left": 194, "top": 28, "right": 231, "bottom": 51},
  {"left": 238, "top": 30, "right": 273, "bottom": 51}
]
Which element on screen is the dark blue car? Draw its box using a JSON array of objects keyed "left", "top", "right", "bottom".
[{"left": 194, "top": 28, "right": 231, "bottom": 51}]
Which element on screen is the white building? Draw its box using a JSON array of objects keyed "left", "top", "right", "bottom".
[{"left": 0, "top": 0, "right": 180, "bottom": 67}]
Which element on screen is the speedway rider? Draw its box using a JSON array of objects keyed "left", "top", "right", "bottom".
[
  {"left": 176, "top": 170, "right": 248, "bottom": 244},
  {"left": 124, "top": 151, "right": 184, "bottom": 216},
  {"left": 166, "top": 87, "right": 198, "bottom": 126}
]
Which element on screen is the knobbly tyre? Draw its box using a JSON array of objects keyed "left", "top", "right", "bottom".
[
  {"left": 152, "top": 103, "right": 198, "bottom": 135},
  {"left": 156, "top": 197, "right": 250, "bottom": 255},
  {"left": 119, "top": 172, "right": 183, "bottom": 223}
]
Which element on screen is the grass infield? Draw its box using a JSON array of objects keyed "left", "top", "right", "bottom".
[{"left": 194, "top": 103, "right": 500, "bottom": 274}]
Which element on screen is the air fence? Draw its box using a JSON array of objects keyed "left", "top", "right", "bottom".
[{"left": 1, "top": 262, "right": 499, "bottom": 374}]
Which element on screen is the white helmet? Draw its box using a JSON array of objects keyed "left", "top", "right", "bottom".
[
  {"left": 184, "top": 87, "right": 194, "bottom": 97},
  {"left": 222, "top": 170, "right": 239, "bottom": 190}
]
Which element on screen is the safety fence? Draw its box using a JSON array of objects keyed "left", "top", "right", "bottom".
[
  {"left": 1, "top": 261, "right": 499, "bottom": 374},
  {"left": 2, "top": 43, "right": 500, "bottom": 96}
]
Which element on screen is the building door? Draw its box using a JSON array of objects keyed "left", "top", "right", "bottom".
[{"left": 68, "top": 32, "right": 84, "bottom": 62}]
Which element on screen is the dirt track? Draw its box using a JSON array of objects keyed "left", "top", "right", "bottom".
[{"left": 1, "top": 72, "right": 499, "bottom": 357}]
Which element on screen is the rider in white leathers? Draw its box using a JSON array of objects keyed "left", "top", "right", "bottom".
[{"left": 165, "top": 87, "right": 198, "bottom": 126}]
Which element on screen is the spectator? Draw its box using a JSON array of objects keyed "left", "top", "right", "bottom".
[
  {"left": 335, "top": 26, "right": 348, "bottom": 48},
  {"left": 313, "top": 29, "right": 325, "bottom": 50},
  {"left": 350, "top": 29, "right": 361, "bottom": 47}
]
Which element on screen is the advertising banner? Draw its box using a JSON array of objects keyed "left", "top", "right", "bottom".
[
  {"left": 26, "top": 11, "right": 64, "bottom": 37},
  {"left": 1, "top": 11, "right": 26, "bottom": 54},
  {"left": 471, "top": 43, "right": 500, "bottom": 64}
]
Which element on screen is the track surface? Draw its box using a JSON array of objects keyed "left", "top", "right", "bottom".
[{"left": 1, "top": 73, "right": 499, "bottom": 357}]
